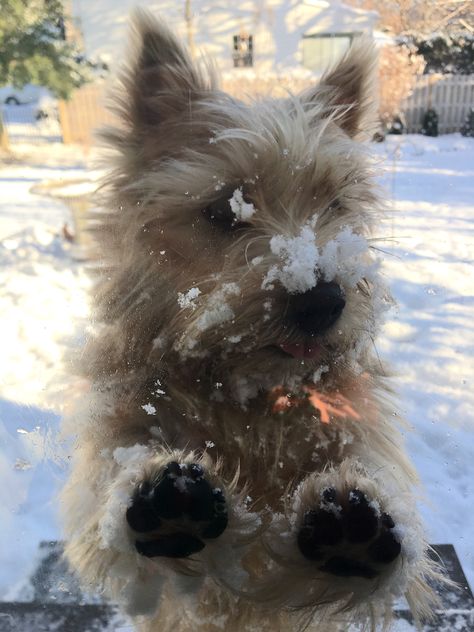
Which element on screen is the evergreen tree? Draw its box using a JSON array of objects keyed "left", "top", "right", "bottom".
[
  {"left": 0, "top": 0, "right": 91, "bottom": 99},
  {"left": 388, "top": 115, "right": 405, "bottom": 135},
  {"left": 460, "top": 108, "right": 474, "bottom": 138},
  {"left": 421, "top": 108, "right": 439, "bottom": 137},
  {"left": 406, "top": 34, "right": 474, "bottom": 75}
]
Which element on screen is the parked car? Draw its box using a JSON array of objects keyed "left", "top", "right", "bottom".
[{"left": 0, "top": 85, "right": 58, "bottom": 120}]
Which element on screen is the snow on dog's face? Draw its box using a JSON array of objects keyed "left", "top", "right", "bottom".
[{"left": 99, "top": 11, "right": 388, "bottom": 403}]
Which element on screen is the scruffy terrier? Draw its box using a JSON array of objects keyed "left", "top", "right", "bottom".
[{"left": 61, "top": 9, "right": 441, "bottom": 631}]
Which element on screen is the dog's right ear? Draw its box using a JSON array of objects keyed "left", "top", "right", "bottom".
[
  {"left": 119, "top": 9, "right": 211, "bottom": 130},
  {"left": 300, "top": 37, "right": 378, "bottom": 139}
]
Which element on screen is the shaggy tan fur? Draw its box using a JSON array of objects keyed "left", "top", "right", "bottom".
[{"left": 61, "top": 9, "right": 443, "bottom": 631}]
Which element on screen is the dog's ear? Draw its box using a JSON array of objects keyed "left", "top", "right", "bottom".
[
  {"left": 120, "top": 9, "right": 212, "bottom": 130},
  {"left": 301, "top": 37, "right": 378, "bottom": 138}
]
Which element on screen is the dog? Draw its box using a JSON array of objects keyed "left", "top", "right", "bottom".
[{"left": 61, "top": 9, "right": 442, "bottom": 631}]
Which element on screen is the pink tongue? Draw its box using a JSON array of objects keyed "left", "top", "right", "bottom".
[{"left": 279, "top": 341, "right": 321, "bottom": 360}]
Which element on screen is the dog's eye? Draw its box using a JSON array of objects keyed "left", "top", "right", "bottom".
[
  {"left": 328, "top": 199, "right": 342, "bottom": 213},
  {"left": 202, "top": 196, "right": 252, "bottom": 231},
  {"left": 202, "top": 198, "right": 234, "bottom": 227}
]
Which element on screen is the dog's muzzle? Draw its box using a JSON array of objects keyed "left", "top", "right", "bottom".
[{"left": 287, "top": 281, "right": 346, "bottom": 337}]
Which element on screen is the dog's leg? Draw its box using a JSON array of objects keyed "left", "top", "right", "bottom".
[
  {"left": 61, "top": 419, "right": 252, "bottom": 618},
  {"left": 292, "top": 459, "right": 410, "bottom": 585},
  {"left": 257, "top": 413, "right": 441, "bottom": 623}
]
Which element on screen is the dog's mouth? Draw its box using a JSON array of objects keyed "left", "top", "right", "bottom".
[{"left": 271, "top": 340, "right": 324, "bottom": 361}]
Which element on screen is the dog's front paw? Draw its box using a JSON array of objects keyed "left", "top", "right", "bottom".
[
  {"left": 126, "top": 461, "right": 228, "bottom": 558},
  {"left": 297, "top": 487, "right": 400, "bottom": 579}
]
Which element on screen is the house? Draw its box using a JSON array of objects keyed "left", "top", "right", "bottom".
[{"left": 71, "top": 0, "right": 378, "bottom": 74}]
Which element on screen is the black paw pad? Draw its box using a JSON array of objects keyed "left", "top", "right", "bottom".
[
  {"left": 297, "top": 490, "right": 344, "bottom": 560},
  {"left": 135, "top": 533, "right": 205, "bottom": 558},
  {"left": 344, "top": 489, "right": 378, "bottom": 543},
  {"left": 368, "top": 530, "right": 401, "bottom": 564},
  {"left": 126, "top": 462, "right": 228, "bottom": 558},
  {"left": 126, "top": 481, "right": 161, "bottom": 533},
  {"left": 297, "top": 486, "right": 401, "bottom": 579},
  {"left": 321, "top": 556, "right": 377, "bottom": 579}
]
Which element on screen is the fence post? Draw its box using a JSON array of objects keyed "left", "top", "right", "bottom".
[
  {"left": 58, "top": 99, "right": 71, "bottom": 144},
  {"left": 0, "top": 110, "right": 9, "bottom": 150}
]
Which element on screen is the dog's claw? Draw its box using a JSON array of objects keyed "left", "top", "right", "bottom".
[
  {"left": 202, "top": 488, "right": 228, "bottom": 538},
  {"left": 321, "top": 487, "right": 337, "bottom": 503},
  {"left": 189, "top": 463, "right": 204, "bottom": 480},
  {"left": 127, "top": 462, "right": 228, "bottom": 558},
  {"left": 297, "top": 487, "right": 400, "bottom": 578},
  {"left": 381, "top": 512, "right": 395, "bottom": 529}
]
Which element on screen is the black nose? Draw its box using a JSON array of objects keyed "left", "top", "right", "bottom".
[{"left": 288, "top": 282, "right": 345, "bottom": 336}]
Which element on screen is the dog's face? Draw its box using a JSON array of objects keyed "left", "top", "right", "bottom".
[{"left": 103, "top": 12, "right": 388, "bottom": 403}]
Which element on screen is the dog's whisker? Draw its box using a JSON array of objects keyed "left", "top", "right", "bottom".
[
  {"left": 366, "top": 236, "right": 403, "bottom": 243},
  {"left": 368, "top": 333, "right": 386, "bottom": 376},
  {"left": 368, "top": 245, "right": 402, "bottom": 259},
  {"left": 243, "top": 241, "right": 254, "bottom": 270}
]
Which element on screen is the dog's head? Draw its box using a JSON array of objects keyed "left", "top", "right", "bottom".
[{"left": 99, "top": 10, "right": 389, "bottom": 405}]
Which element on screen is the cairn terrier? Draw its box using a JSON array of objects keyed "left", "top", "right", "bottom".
[{"left": 62, "top": 9, "right": 441, "bottom": 631}]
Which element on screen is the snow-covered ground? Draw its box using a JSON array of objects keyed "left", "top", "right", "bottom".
[
  {"left": 0, "top": 135, "right": 472, "bottom": 604},
  {"left": 0, "top": 145, "right": 91, "bottom": 598},
  {"left": 376, "top": 134, "right": 474, "bottom": 588},
  {"left": 1, "top": 104, "right": 62, "bottom": 144}
]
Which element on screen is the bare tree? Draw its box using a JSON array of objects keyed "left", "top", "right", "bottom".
[
  {"left": 348, "top": 0, "right": 473, "bottom": 35},
  {"left": 378, "top": 43, "right": 425, "bottom": 127}
]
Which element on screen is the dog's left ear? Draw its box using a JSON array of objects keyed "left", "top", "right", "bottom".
[
  {"left": 302, "top": 37, "right": 378, "bottom": 138},
  {"left": 120, "top": 9, "right": 213, "bottom": 131}
]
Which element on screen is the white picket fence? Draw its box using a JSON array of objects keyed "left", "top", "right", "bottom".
[{"left": 402, "top": 74, "right": 474, "bottom": 134}]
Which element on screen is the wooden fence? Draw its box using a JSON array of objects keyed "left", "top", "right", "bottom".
[
  {"left": 53, "top": 73, "right": 474, "bottom": 144},
  {"left": 401, "top": 74, "right": 474, "bottom": 134},
  {"left": 58, "top": 83, "right": 117, "bottom": 146}
]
